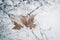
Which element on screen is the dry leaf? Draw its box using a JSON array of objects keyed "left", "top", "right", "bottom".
[
  {"left": 11, "top": 14, "right": 37, "bottom": 30},
  {"left": 20, "top": 15, "right": 27, "bottom": 26},
  {"left": 12, "top": 22, "right": 23, "bottom": 30},
  {"left": 27, "top": 14, "right": 36, "bottom": 29},
  {"left": 11, "top": 18, "right": 23, "bottom": 30}
]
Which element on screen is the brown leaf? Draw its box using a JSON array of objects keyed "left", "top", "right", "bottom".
[
  {"left": 27, "top": 14, "right": 36, "bottom": 29},
  {"left": 27, "top": 24, "right": 36, "bottom": 29},
  {"left": 12, "top": 22, "right": 23, "bottom": 30},
  {"left": 11, "top": 14, "right": 37, "bottom": 30},
  {"left": 11, "top": 18, "right": 23, "bottom": 30},
  {"left": 20, "top": 15, "right": 27, "bottom": 26}
]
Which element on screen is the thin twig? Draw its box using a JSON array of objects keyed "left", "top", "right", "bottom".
[
  {"left": 31, "top": 29, "right": 40, "bottom": 40},
  {"left": 27, "top": 5, "right": 42, "bottom": 16},
  {"left": 36, "top": 20, "right": 48, "bottom": 40}
]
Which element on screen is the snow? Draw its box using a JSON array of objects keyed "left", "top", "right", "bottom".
[{"left": 0, "top": 0, "right": 60, "bottom": 40}]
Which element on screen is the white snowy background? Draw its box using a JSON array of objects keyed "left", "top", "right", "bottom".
[{"left": 0, "top": 0, "right": 60, "bottom": 40}]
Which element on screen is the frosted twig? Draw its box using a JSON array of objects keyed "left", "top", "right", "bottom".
[
  {"left": 31, "top": 29, "right": 40, "bottom": 40},
  {"left": 39, "top": 27, "right": 48, "bottom": 40},
  {"left": 27, "top": 5, "right": 42, "bottom": 16},
  {"left": 37, "top": 22, "right": 48, "bottom": 40}
]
